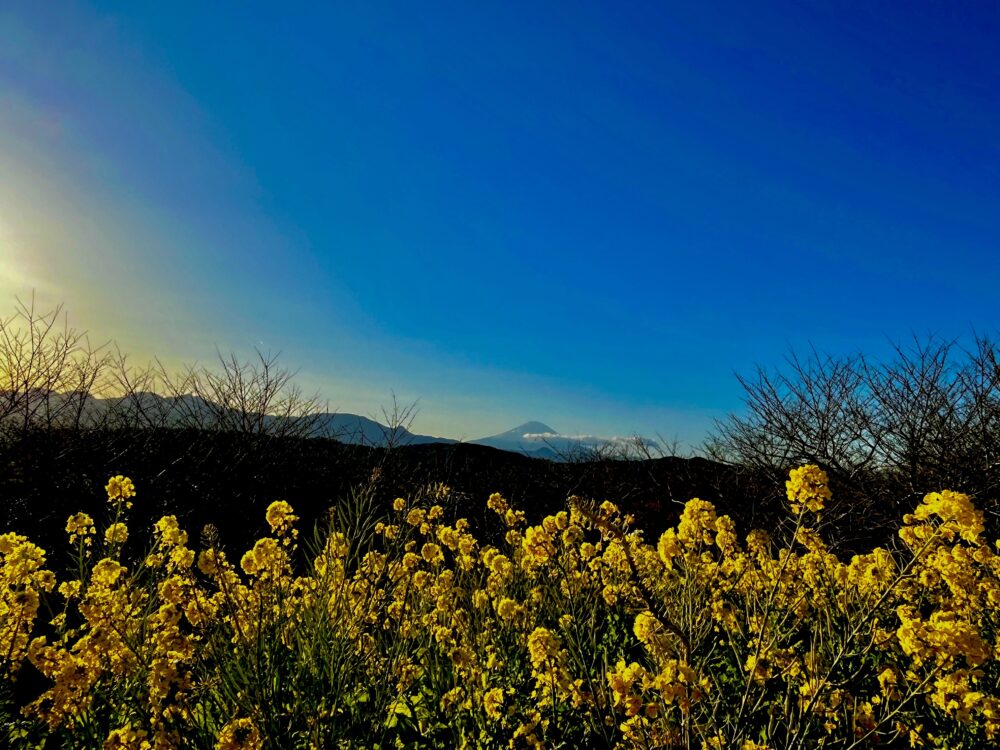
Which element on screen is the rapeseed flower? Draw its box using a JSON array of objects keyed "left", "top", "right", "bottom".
[
  {"left": 785, "top": 464, "right": 831, "bottom": 515},
  {"left": 104, "top": 523, "right": 128, "bottom": 544},
  {"left": 215, "top": 718, "right": 262, "bottom": 750},
  {"left": 105, "top": 475, "right": 136, "bottom": 507}
]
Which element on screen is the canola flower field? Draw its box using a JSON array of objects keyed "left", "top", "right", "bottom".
[{"left": 2, "top": 466, "right": 1000, "bottom": 749}]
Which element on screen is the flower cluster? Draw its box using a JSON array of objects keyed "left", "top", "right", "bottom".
[
  {"left": 105, "top": 475, "right": 136, "bottom": 508},
  {"left": 1, "top": 468, "right": 1000, "bottom": 749},
  {"left": 0, "top": 532, "right": 55, "bottom": 677},
  {"left": 785, "top": 463, "right": 832, "bottom": 515}
]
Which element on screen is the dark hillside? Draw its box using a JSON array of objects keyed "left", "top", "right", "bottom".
[{"left": 1, "top": 426, "right": 900, "bottom": 567}]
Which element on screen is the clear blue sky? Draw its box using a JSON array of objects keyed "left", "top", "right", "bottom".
[{"left": 1, "top": 1, "right": 997, "bottom": 443}]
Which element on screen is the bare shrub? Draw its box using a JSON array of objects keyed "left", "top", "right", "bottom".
[
  {"left": 0, "top": 297, "right": 111, "bottom": 438},
  {"left": 707, "top": 335, "right": 1000, "bottom": 536}
]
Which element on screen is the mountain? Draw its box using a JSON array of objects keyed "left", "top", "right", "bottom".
[
  {"left": 470, "top": 421, "right": 661, "bottom": 459},
  {"left": 2, "top": 390, "right": 650, "bottom": 459},
  {"left": 0, "top": 389, "right": 456, "bottom": 447},
  {"left": 472, "top": 422, "right": 587, "bottom": 458},
  {"left": 308, "top": 413, "right": 456, "bottom": 447}
]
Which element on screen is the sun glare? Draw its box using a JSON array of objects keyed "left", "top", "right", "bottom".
[{"left": 0, "top": 221, "right": 51, "bottom": 299}]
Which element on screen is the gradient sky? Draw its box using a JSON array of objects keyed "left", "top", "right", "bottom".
[{"left": 1, "top": 2, "right": 998, "bottom": 444}]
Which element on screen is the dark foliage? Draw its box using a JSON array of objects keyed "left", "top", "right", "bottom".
[{"left": 0, "top": 426, "right": 757, "bottom": 566}]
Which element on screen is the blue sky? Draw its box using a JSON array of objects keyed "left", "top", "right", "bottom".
[{"left": 1, "top": 1, "right": 997, "bottom": 443}]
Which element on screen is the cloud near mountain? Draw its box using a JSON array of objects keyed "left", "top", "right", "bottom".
[
  {"left": 521, "top": 432, "right": 643, "bottom": 444},
  {"left": 470, "top": 423, "right": 660, "bottom": 459}
]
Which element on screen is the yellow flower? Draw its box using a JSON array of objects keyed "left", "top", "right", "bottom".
[
  {"left": 896, "top": 606, "right": 989, "bottom": 668},
  {"left": 104, "top": 724, "right": 151, "bottom": 749},
  {"left": 58, "top": 579, "right": 82, "bottom": 600},
  {"left": 105, "top": 475, "right": 136, "bottom": 505},
  {"left": 104, "top": 523, "right": 128, "bottom": 545},
  {"left": 421, "top": 542, "right": 444, "bottom": 565},
  {"left": 512, "top": 710, "right": 543, "bottom": 748},
  {"left": 66, "top": 512, "right": 96, "bottom": 544},
  {"left": 607, "top": 659, "right": 647, "bottom": 716},
  {"left": 458, "top": 534, "right": 476, "bottom": 556},
  {"left": 153, "top": 516, "right": 188, "bottom": 548},
  {"left": 483, "top": 687, "right": 504, "bottom": 720},
  {"left": 197, "top": 549, "right": 223, "bottom": 576},
  {"left": 487, "top": 492, "right": 509, "bottom": 514},
  {"left": 169, "top": 546, "right": 195, "bottom": 570},
  {"left": 240, "top": 537, "right": 290, "bottom": 577},
  {"left": 677, "top": 498, "right": 719, "bottom": 547},
  {"left": 658, "top": 529, "right": 682, "bottom": 566},
  {"left": 522, "top": 525, "right": 556, "bottom": 567},
  {"left": 496, "top": 597, "right": 521, "bottom": 622},
  {"left": 527, "top": 627, "right": 561, "bottom": 668},
  {"left": 633, "top": 611, "right": 661, "bottom": 645},
  {"left": 599, "top": 500, "right": 620, "bottom": 517},
  {"left": 265, "top": 500, "right": 298, "bottom": 536},
  {"left": 504, "top": 508, "right": 525, "bottom": 527},
  {"left": 90, "top": 557, "right": 126, "bottom": 586},
  {"left": 902, "top": 490, "right": 985, "bottom": 545},
  {"left": 602, "top": 584, "right": 619, "bottom": 606},
  {"left": 215, "top": 718, "right": 262, "bottom": 750},
  {"left": 436, "top": 525, "right": 460, "bottom": 550},
  {"left": 785, "top": 464, "right": 831, "bottom": 515}
]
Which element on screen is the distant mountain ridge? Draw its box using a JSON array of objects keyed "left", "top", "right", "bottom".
[
  {"left": 308, "top": 412, "right": 456, "bottom": 447},
  {"left": 0, "top": 389, "right": 455, "bottom": 446},
  {"left": 1, "top": 390, "right": 652, "bottom": 459}
]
